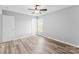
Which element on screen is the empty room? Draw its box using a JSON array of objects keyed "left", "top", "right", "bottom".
[{"left": 0, "top": 5, "right": 79, "bottom": 54}]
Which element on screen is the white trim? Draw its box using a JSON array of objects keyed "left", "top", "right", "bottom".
[{"left": 38, "top": 33, "right": 79, "bottom": 48}]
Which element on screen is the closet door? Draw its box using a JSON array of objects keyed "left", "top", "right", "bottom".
[
  {"left": 2, "top": 15, "right": 15, "bottom": 42},
  {"left": 0, "top": 15, "right": 2, "bottom": 42}
]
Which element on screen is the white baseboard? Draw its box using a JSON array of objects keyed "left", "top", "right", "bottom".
[{"left": 38, "top": 34, "right": 79, "bottom": 48}]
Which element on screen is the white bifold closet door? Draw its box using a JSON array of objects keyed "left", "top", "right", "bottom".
[{"left": 2, "top": 15, "right": 15, "bottom": 42}]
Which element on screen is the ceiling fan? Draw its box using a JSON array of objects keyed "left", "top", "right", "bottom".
[{"left": 28, "top": 5, "right": 47, "bottom": 14}]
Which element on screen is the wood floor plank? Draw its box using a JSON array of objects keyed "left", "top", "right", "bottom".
[{"left": 0, "top": 35, "right": 79, "bottom": 54}]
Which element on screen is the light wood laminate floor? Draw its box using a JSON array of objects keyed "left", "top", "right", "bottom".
[{"left": 0, "top": 35, "right": 79, "bottom": 54}]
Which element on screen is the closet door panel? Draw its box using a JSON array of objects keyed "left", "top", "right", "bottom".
[
  {"left": 2, "top": 15, "right": 15, "bottom": 42},
  {"left": 0, "top": 15, "right": 2, "bottom": 42}
]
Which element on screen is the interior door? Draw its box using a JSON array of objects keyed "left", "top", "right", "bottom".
[{"left": 2, "top": 15, "right": 15, "bottom": 42}]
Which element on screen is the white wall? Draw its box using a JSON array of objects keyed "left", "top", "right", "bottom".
[
  {"left": 3, "top": 10, "right": 33, "bottom": 39},
  {"left": 15, "top": 15, "right": 32, "bottom": 38},
  {"left": 39, "top": 6, "right": 79, "bottom": 47}
]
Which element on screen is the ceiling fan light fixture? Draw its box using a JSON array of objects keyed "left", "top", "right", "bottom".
[
  {"left": 35, "top": 10, "right": 40, "bottom": 14},
  {"left": 28, "top": 5, "right": 47, "bottom": 15}
]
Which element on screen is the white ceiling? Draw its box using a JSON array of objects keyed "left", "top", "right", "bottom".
[{"left": 0, "top": 5, "right": 72, "bottom": 16}]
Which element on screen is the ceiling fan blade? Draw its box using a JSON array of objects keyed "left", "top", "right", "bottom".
[
  {"left": 40, "top": 9, "right": 47, "bottom": 11},
  {"left": 28, "top": 8, "right": 34, "bottom": 10}
]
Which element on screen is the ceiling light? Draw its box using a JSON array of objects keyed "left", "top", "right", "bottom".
[{"left": 35, "top": 10, "right": 40, "bottom": 14}]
